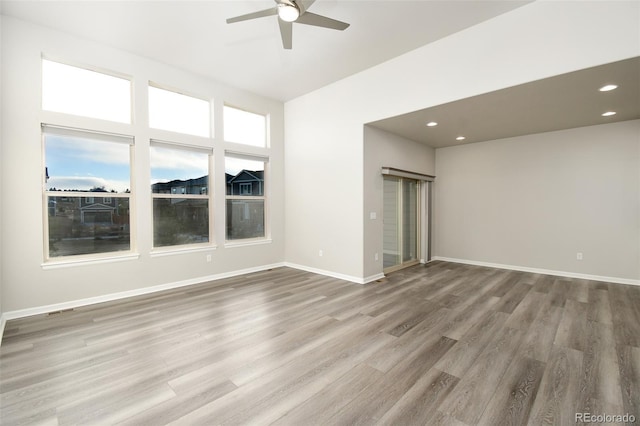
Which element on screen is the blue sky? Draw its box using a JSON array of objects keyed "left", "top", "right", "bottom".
[
  {"left": 45, "top": 135, "right": 130, "bottom": 192},
  {"left": 150, "top": 145, "right": 208, "bottom": 183},
  {"left": 46, "top": 135, "right": 264, "bottom": 192}
]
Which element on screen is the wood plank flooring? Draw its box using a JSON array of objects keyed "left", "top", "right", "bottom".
[{"left": 1, "top": 261, "right": 639, "bottom": 425}]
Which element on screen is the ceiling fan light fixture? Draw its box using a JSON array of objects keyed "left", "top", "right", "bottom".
[{"left": 278, "top": 3, "right": 300, "bottom": 22}]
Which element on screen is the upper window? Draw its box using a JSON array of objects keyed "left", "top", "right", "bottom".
[
  {"left": 224, "top": 105, "right": 267, "bottom": 147},
  {"left": 43, "top": 125, "right": 133, "bottom": 259},
  {"left": 149, "top": 85, "right": 211, "bottom": 137},
  {"left": 151, "top": 143, "right": 211, "bottom": 248},
  {"left": 42, "top": 59, "right": 131, "bottom": 123}
]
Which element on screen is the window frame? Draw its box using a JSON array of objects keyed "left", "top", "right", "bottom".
[
  {"left": 42, "top": 125, "right": 135, "bottom": 263},
  {"left": 225, "top": 152, "right": 269, "bottom": 243},
  {"left": 150, "top": 141, "right": 214, "bottom": 251}
]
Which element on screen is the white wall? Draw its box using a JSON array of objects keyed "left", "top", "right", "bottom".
[
  {"left": 434, "top": 121, "right": 640, "bottom": 282},
  {"left": 0, "top": 14, "right": 4, "bottom": 325},
  {"left": 0, "top": 16, "right": 285, "bottom": 313},
  {"left": 284, "top": 1, "right": 640, "bottom": 282},
  {"left": 363, "top": 126, "right": 435, "bottom": 279}
]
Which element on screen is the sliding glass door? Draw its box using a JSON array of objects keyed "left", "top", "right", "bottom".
[{"left": 383, "top": 176, "right": 420, "bottom": 272}]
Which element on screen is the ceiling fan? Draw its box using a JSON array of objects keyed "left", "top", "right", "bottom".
[{"left": 226, "top": 0, "right": 350, "bottom": 50}]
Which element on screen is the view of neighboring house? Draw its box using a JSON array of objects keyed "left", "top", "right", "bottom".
[
  {"left": 79, "top": 197, "right": 115, "bottom": 224},
  {"left": 47, "top": 192, "right": 131, "bottom": 257},
  {"left": 149, "top": 170, "right": 265, "bottom": 242},
  {"left": 151, "top": 175, "right": 210, "bottom": 246},
  {"left": 226, "top": 170, "right": 265, "bottom": 240},
  {"left": 48, "top": 193, "right": 129, "bottom": 226},
  {"left": 226, "top": 170, "right": 264, "bottom": 196},
  {"left": 152, "top": 175, "right": 209, "bottom": 195}
]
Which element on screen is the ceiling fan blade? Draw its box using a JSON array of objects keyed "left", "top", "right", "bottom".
[
  {"left": 278, "top": 19, "right": 293, "bottom": 49},
  {"left": 299, "top": 0, "right": 316, "bottom": 14},
  {"left": 296, "top": 12, "right": 350, "bottom": 31},
  {"left": 226, "top": 7, "right": 277, "bottom": 24}
]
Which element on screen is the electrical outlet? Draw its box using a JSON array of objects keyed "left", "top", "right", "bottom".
[
  {"left": 319, "top": 250, "right": 323, "bottom": 257},
  {"left": 576, "top": 252, "right": 583, "bottom": 261},
  {"left": 375, "top": 253, "right": 379, "bottom": 261},
  {"left": 206, "top": 254, "right": 212, "bottom": 263}
]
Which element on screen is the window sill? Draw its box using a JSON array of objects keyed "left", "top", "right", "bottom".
[
  {"left": 224, "top": 238, "right": 272, "bottom": 249},
  {"left": 150, "top": 245, "right": 217, "bottom": 258},
  {"left": 42, "top": 253, "right": 140, "bottom": 270}
]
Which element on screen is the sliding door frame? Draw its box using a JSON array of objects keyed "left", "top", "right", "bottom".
[{"left": 382, "top": 167, "right": 434, "bottom": 274}]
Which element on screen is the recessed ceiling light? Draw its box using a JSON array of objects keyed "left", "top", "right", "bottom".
[
  {"left": 599, "top": 84, "right": 618, "bottom": 92},
  {"left": 456, "top": 136, "right": 465, "bottom": 141},
  {"left": 602, "top": 111, "right": 617, "bottom": 117},
  {"left": 426, "top": 121, "right": 438, "bottom": 127}
]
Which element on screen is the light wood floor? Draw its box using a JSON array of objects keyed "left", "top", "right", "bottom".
[{"left": 1, "top": 261, "right": 639, "bottom": 425}]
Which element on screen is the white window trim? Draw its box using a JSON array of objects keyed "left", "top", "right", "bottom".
[
  {"left": 225, "top": 152, "right": 269, "bottom": 243},
  {"left": 224, "top": 238, "right": 273, "bottom": 249},
  {"left": 150, "top": 141, "right": 214, "bottom": 250},
  {"left": 150, "top": 244, "right": 218, "bottom": 258},
  {"left": 42, "top": 125, "right": 136, "bottom": 263},
  {"left": 42, "top": 252, "right": 140, "bottom": 270}
]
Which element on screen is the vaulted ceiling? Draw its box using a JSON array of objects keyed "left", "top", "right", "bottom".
[
  {"left": 3, "top": 1, "right": 637, "bottom": 148},
  {"left": 0, "top": 0, "right": 528, "bottom": 101}
]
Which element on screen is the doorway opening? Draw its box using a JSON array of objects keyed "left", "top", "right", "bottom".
[{"left": 383, "top": 176, "right": 420, "bottom": 273}]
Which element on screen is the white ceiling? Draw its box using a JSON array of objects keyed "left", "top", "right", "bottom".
[{"left": 0, "top": 0, "right": 529, "bottom": 101}]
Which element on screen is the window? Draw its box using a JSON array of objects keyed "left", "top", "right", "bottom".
[
  {"left": 151, "top": 142, "right": 211, "bottom": 248},
  {"left": 43, "top": 125, "right": 133, "bottom": 259},
  {"left": 225, "top": 154, "right": 267, "bottom": 240},
  {"left": 42, "top": 59, "right": 131, "bottom": 123},
  {"left": 223, "top": 105, "right": 267, "bottom": 147},
  {"left": 148, "top": 85, "right": 211, "bottom": 137},
  {"left": 104, "top": 197, "right": 112, "bottom": 204}
]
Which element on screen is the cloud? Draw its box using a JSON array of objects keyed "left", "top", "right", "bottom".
[
  {"left": 47, "top": 135, "right": 130, "bottom": 166},
  {"left": 225, "top": 156, "right": 264, "bottom": 176},
  {"left": 47, "top": 176, "right": 130, "bottom": 193},
  {"left": 150, "top": 146, "right": 209, "bottom": 183}
]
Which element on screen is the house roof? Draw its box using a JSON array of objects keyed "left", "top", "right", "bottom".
[
  {"left": 80, "top": 203, "right": 115, "bottom": 211},
  {"left": 228, "top": 170, "right": 264, "bottom": 184}
]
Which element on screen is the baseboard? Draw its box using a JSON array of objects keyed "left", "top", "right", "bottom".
[
  {"left": 364, "top": 272, "right": 386, "bottom": 283},
  {"left": 1, "top": 262, "right": 287, "bottom": 323},
  {"left": 283, "top": 262, "right": 383, "bottom": 285},
  {"left": 432, "top": 256, "right": 640, "bottom": 286},
  {"left": 0, "top": 261, "right": 382, "bottom": 334}
]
